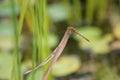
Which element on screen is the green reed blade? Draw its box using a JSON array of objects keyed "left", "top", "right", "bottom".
[
  {"left": 18, "top": 0, "right": 28, "bottom": 35},
  {"left": 86, "top": 0, "right": 96, "bottom": 24},
  {"left": 73, "top": 0, "right": 82, "bottom": 23},
  {"left": 10, "top": 0, "right": 21, "bottom": 80}
]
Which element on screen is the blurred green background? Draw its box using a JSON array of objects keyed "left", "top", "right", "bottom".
[{"left": 0, "top": 0, "right": 120, "bottom": 80}]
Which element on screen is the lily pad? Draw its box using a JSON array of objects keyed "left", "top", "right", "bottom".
[
  {"left": 0, "top": 52, "right": 13, "bottom": 79},
  {"left": 47, "top": 3, "right": 69, "bottom": 22},
  {"left": 74, "top": 27, "right": 102, "bottom": 41},
  {"left": 41, "top": 33, "right": 58, "bottom": 48},
  {"left": 48, "top": 34, "right": 58, "bottom": 48},
  {"left": 74, "top": 27, "right": 113, "bottom": 54},
  {"left": 52, "top": 55, "right": 81, "bottom": 77},
  {"left": 80, "top": 34, "right": 113, "bottom": 54}
]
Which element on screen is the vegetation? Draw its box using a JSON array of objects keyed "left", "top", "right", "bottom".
[{"left": 0, "top": 0, "right": 120, "bottom": 80}]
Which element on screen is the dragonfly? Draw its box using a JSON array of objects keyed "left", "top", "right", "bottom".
[{"left": 24, "top": 27, "right": 90, "bottom": 80}]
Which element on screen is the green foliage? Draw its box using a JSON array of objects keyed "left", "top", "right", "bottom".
[
  {"left": 52, "top": 55, "right": 81, "bottom": 77},
  {"left": 96, "top": 64, "right": 119, "bottom": 80},
  {"left": 9, "top": 0, "right": 53, "bottom": 80},
  {"left": 0, "top": 52, "right": 13, "bottom": 79},
  {"left": 0, "top": 1, "right": 19, "bottom": 16},
  {"left": 74, "top": 27, "right": 113, "bottom": 54},
  {"left": 0, "top": 0, "right": 119, "bottom": 80},
  {"left": 86, "top": 0, "right": 108, "bottom": 23}
]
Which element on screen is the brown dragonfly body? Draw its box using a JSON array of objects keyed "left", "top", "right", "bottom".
[{"left": 24, "top": 27, "right": 90, "bottom": 80}]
